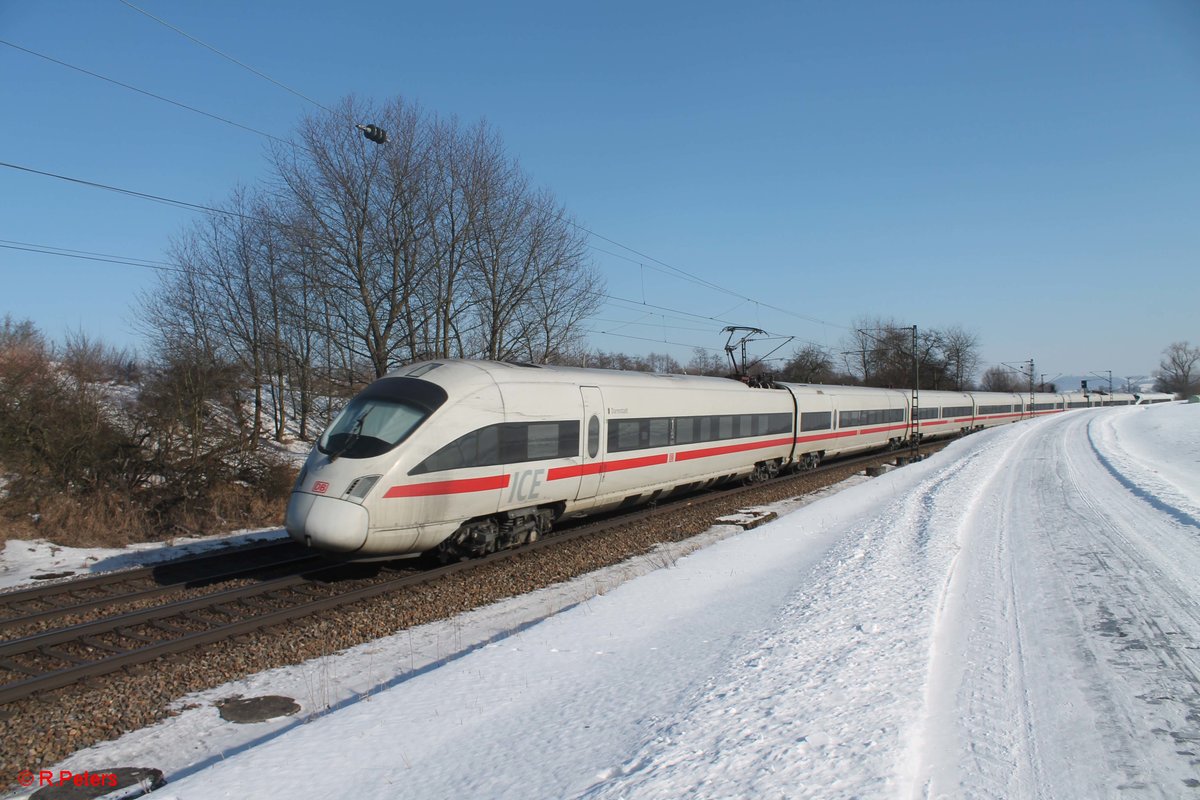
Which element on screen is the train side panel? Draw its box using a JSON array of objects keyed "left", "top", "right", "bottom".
[
  {"left": 575, "top": 381, "right": 796, "bottom": 512},
  {"left": 782, "top": 385, "right": 909, "bottom": 459}
]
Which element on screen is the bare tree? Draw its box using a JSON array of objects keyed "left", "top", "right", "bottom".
[
  {"left": 272, "top": 97, "right": 426, "bottom": 378},
  {"left": 940, "top": 325, "right": 979, "bottom": 390},
  {"left": 980, "top": 365, "right": 1023, "bottom": 392},
  {"left": 782, "top": 344, "right": 837, "bottom": 383},
  {"left": 140, "top": 94, "right": 604, "bottom": 445},
  {"left": 840, "top": 318, "right": 916, "bottom": 388},
  {"left": 1155, "top": 341, "right": 1200, "bottom": 396},
  {"left": 839, "top": 318, "right": 980, "bottom": 389},
  {"left": 463, "top": 173, "right": 597, "bottom": 362},
  {"left": 686, "top": 348, "right": 727, "bottom": 376}
]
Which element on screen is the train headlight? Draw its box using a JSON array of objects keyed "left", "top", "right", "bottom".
[{"left": 344, "top": 475, "right": 381, "bottom": 503}]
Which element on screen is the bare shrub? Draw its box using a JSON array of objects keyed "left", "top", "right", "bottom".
[
  {"left": 61, "top": 328, "right": 140, "bottom": 386},
  {"left": 3, "top": 491, "right": 153, "bottom": 549},
  {"left": 0, "top": 323, "right": 292, "bottom": 549}
]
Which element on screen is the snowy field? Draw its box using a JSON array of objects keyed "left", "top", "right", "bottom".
[{"left": 13, "top": 402, "right": 1199, "bottom": 799}]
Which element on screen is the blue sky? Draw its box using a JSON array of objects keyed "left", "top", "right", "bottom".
[{"left": 1, "top": 0, "right": 1197, "bottom": 381}]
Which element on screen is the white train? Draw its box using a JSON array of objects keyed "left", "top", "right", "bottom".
[{"left": 285, "top": 360, "right": 1145, "bottom": 560}]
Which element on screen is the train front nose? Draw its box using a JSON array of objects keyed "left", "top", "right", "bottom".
[{"left": 286, "top": 493, "right": 370, "bottom": 553}]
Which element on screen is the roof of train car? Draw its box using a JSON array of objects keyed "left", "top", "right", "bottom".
[{"left": 383, "top": 359, "right": 769, "bottom": 393}]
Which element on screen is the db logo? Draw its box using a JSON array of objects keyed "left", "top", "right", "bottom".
[{"left": 311, "top": 481, "right": 330, "bottom": 494}]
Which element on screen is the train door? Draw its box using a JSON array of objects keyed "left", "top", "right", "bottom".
[{"left": 578, "top": 386, "right": 604, "bottom": 500}]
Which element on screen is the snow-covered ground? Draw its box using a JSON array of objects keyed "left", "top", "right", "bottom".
[
  {"left": 0, "top": 529, "right": 289, "bottom": 591},
  {"left": 14, "top": 403, "right": 1200, "bottom": 799}
]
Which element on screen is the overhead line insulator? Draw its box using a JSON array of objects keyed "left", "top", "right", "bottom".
[{"left": 357, "top": 123, "right": 388, "bottom": 145}]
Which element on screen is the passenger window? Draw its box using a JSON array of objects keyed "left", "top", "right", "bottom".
[
  {"left": 527, "top": 423, "right": 561, "bottom": 460},
  {"left": 648, "top": 419, "right": 670, "bottom": 448},
  {"left": 588, "top": 416, "right": 600, "bottom": 458}
]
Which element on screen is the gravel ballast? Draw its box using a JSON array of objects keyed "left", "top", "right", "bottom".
[{"left": 0, "top": 453, "right": 933, "bottom": 782}]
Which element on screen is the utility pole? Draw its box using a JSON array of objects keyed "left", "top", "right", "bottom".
[
  {"left": 1028, "top": 359, "right": 1035, "bottom": 417},
  {"left": 910, "top": 324, "right": 920, "bottom": 463},
  {"left": 853, "top": 324, "right": 922, "bottom": 462},
  {"left": 1089, "top": 370, "right": 1114, "bottom": 395}
]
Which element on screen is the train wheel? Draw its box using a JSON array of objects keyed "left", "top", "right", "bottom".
[{"left": 528, "top": 510, "right": 552, "bottom": 544}]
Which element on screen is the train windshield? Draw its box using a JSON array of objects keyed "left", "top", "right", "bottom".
[{"left": 318, "top": 376, "right": 448, "bottom": 460}]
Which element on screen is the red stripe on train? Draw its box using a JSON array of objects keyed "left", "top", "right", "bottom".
[
  {"left": 674, "top": 436, "right": 795, "bottom": 462},
  {"left": 383, "top": 474, "right": 511, "bottom": 498}
]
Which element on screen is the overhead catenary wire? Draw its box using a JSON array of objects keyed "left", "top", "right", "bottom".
[
  {"left": 10, "top": 1, "right": 846, "bottom": 354},
  {"left": 0, "top": 160, "right": 257, "bottom": 219},
  {"left": 601, "top": 293, "right": 828, "bottom": 352},
  {"left": 118, "top": 0, "right": 336, "bottom": 116},
  {"left": 0, "top": 235, "right": 786, "bottom": 360},
  {"left": 579, "top": 329, "right": 727, "bottom": 354},
  {"left": 0, "top": 39, "right": 301, "bottom": 151},
  {"left": 8, "top": 6, "right": 845, "bottom": 341},
  {"left": 0, "top": 240, "right": 185, "bottom": 275},
  {"left": 115, "top": 1, "right": 848, "bottom": 334},
  {"left": 0, "top": 158, "right": 829, "bottom": 348}
]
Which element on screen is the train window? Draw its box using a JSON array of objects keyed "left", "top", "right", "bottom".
[
  {"left": 766, "top": 413, "right": 792, "bottom": 434},
  {"left": 587, "top": 416, "right": 600, "bottom": 458},
  {"left": 320, "top": 376, "right": 450, "bottom": 460},
  {"left": 609, "top": 420, "right": 638, "bottom": 452},
  {"left": 411, "top": 426, "right": 499, "bottom": 474},
  {"left": 681, "top": 417, "right": 700, "bottom": 448},
  {"left": 941, "top": 406, "right": 973, "bottom": 418},
  {"left": 410, "top": 421, "right": 579, "bottom": 474},
  {"left": 838, "top": 408, "right": 904, "bottom": 428},
  {"left": 608, "top": 417, "right": 671, "bottom": 452},
  {"left": 648, "top": 419, "right": 670, "bottom": 448},
  {"left": 977, "top": 404, "right": 1011, "bottom": 415},
  {"left": 915, "top": 407, "right": 939, "bottom": 420},
  {"left": 800, "top": 411, "right": 831, "bottom": 431},
  {"left": 607, "top": 412, "right": 793, "bottom": 453},
  {"left": 526, "top": 423, "right": 563, "bottom": 460},
  {"left": 319, "top": 399, "right": 432, "bottom": 460}
]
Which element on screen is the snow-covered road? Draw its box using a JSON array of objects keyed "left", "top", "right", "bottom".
[
  {"left": 65, "top": 403, "right": 1200, "bottom": 799},
  {"left": 910, "top": 406, "right": 1200, "bottom": 798}
]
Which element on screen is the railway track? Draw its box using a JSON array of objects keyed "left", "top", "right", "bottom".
[
  {"left": 0, "top": 445, "right": 941, "bottom": 707},
  {"left": 0, "top": 538, "right": 317, "bottom": 633}
]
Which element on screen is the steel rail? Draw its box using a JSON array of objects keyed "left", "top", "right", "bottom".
[
  {"left": 0, "top": 537, "right": 301, "bottom": 610},
  {"left": 0, "top": 444, "right": 944, "bottom": 706},
  {"left": 0, "top": 552, "right": 325, "bottom": 632},
  {"left": 0, "top": 551, "right": 328, "bottom": 633}
]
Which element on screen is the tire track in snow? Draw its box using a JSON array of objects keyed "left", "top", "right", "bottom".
[
  {"left": 1052, "top": 414, "right": 1200, "bottom": 792},
  {"left": 911, "top": 408, "right": 1200, "bottom": 798},
  {"left": 577, "top": 435, "right": 1008, "bottom": 799},
  {"left": 905, "top": 418, "right": 1055, "bottom": 800}
]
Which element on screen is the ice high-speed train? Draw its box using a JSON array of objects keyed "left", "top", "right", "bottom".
[{"left": 285, "top": 360, "right": 1160, "bottom": 560}]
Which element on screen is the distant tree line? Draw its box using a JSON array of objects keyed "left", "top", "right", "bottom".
[
  {"left": 566, "top": 319, "right": 986, "bottom": 390},
  {"left": 760, "top": 318, "right": 982, "bottom": 390},
  {"left": 140, "top": 96, "right": 603, "bottom": 443}
]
